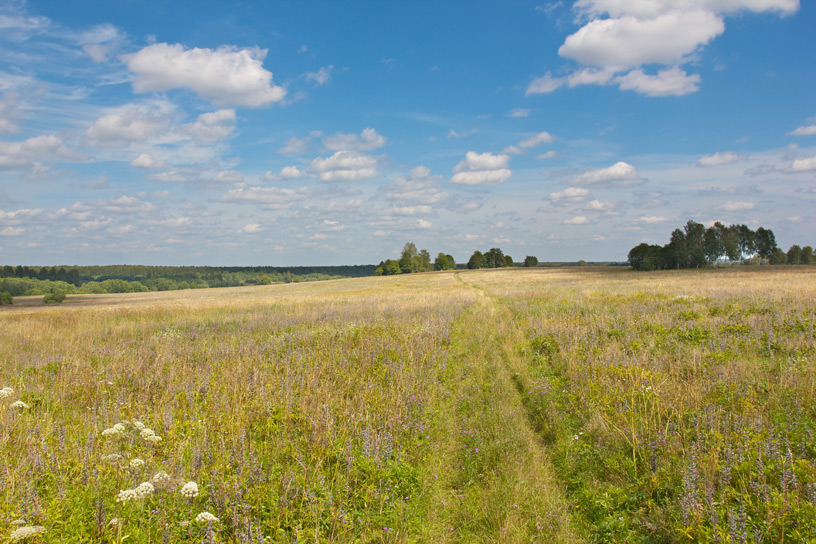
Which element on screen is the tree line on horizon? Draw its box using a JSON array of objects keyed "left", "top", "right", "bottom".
[
  {"left": 628, "top": 220, "right": 814, "bottom": 271},
  {"left": 375, "top": 243, "right": 544, "bottom": 275}
]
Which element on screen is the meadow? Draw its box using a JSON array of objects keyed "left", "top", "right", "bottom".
[{"left": 1, "top": 266, "right": 814, "bottom": 543}]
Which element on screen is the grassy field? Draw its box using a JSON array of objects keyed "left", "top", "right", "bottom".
[{"left": 1, "top": 266, "right": 815, "bottom": 543}]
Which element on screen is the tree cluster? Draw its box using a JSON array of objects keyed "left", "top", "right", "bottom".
[
  {"left": 375, "top": 243, "right": 456, "bottom": 276},
  {"left": 467, "top": 248, "right": 514, "bottom": 269},
  {"left": 628, "top": 220, "right": 813, "bottom": 271}
]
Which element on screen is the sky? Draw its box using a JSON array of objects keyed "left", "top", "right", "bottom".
[{"left": 1, "top": 0, "right": 815, "bottom": 266}]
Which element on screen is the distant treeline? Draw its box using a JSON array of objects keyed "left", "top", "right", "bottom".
[
  {"left": 0, "top": 264, "right": 376, "bottom": 299},
  {"left": 628, "top": 220, "right": 814, "bottom": 271}
]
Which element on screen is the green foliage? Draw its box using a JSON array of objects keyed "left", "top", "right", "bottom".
[
  {"left": 0, "top": 291, "right": 12, "bottom": 305},
  {"left": 433, "top": 252, "right": 456, "bottom": 271},
  {"left": 524, "top": 255, "right": 538, "bottom": 267},
  {"left": 43, "top": 292, "right": 66, "bottom": 304},
  {"left": 467, "top": 250, "right": 484, "bottom": 269}
]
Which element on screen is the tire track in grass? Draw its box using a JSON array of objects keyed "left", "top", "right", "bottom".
[{"left": 418, "top": 272, "right": 582, "bottom": 543}]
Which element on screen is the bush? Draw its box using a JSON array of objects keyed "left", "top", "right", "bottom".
[
  {"left": 0, "top": 291, "right": 12, "bottom": 305},
  {"left": 43, "top": 293, "right": 67, "bottom": 304}
]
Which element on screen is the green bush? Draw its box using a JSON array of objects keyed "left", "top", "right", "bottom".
[
  {"left": 43, "top": 292, "right": 67, "bottom": 304},
  {"left": 0, "top": 291, "right": 12, "bottom": 305}
]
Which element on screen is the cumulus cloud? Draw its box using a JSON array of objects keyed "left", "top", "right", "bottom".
[
  {"left": 0, "top": 93, "right": 21, "bottom": 133},
  {"left": 86, "top": 102, "right": 173, "bottom": 147},
  {"left": 549, "top": 187, "right": 589, "bottom": 202},
  {"left": 323, "top": 128, "right": 386, "bottom": 151},
  {"left": 222, "top": 184, "right": 310, "bottom": 209},
  {"left": 80, "top": 23, "right": 125, "bottom": 63},
  {"left": 537, "top": 151, "right": 558, "bottom": 159},
  {"left": 789, "top": 156, "right": 816, "bottom": 172},
  {"left": 698, "top": 151, "right": 748, "bottom": 166},
  {"left": 528, "top": 0, "right": 798, "bottom": 97},
  {"left": 0, "top": 134, "right": 85, "bottom": 170},
  {"left": 310, "top": 151, "right": 378, "bottom": 182},
  {"left": 571, "top": 161, "right": 641, "bottom": 186},
  {"left": 586, "top": 199, "right": 614, "bottom": 211},
  {"left": 720, "top": 201, "right": 756, "bottom": 210},
  {"left": 147, "top": 170, "right": 187, "bottom": 183},
  {"left": 184, "top": 109, "right": 236, "bottom": 143},
  {"left": 638, "top": 216, "right": 668, "bottom": 223},
  {"left": 744, "top": 163, "right": 776, "bottom": 176},
  {"left": 122, "top": 43, "right": 286, "bottom": 107},
  {"left": 790, "top": 125, "right": 816, "bottom": 136},
  {"left": 279, "top": 136, "right": 311, "bottom": 155},
  {"left": 130, "top": 153, "right": 168, "bottom": 169},
  {"left": 564, "top": 215, "right": 589, "bottom": 224},
  {"left": 304, "top": 65, "right": 334, "bottom": 86},
  {"left": 381, "top": 166, "right": 448, "bottom": 206},
  {"left": 520, "top": 131, "right": 554, "bottom": 148},
  {"left": 244, "top": 223, "right": 261, "bottom": 233},
  {"left": 509, "top": 108, "right": 530, "bottom": 117},
  {"left": 0, "top": 226, "right": 25, "bottom": 236},
  {"left": 214, "top": 170, "right": 243, "bottom": 183},
  {"left": 450, "top": 151, "right": 512, "bottom": 185}
]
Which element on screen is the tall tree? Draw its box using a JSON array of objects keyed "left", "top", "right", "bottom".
[
  {"left": 523, "top": 256, "right": 538, "bottom": 267},
  {"left": 467, "top": 250, "right": 484, "bottom": 269},
  {"left": 684, "top": 220, "right": 706, "bottom": 268},
  {"left": 787, "top": 245, "right": 802, "bottom": 265},
  {"left": 755, "top": 227, "right": 777, "bottom": 261}
]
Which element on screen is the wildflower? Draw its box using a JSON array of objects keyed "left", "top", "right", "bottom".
[
  {"left": 10, "top": 400, "right": 29, "bottom": 409},
  {"left": 116, "top": 489, "right": 139, "bottom": 502},
  {"left": 195, "top": 511, "right": 219, "bottom": 523},
  {"left": 0, "top": 387, "right": 13, "bottom": 398},
  {"left": 10, "top": 520, "right": 26, "bottom": 527},
  {"left": 180, "top": 481, "right": 199, "bottom": 498},
  {"left": 9, "top": 525, "right": 46, "bottom": 540},
  {"left": 133, "top": 421, "right": 146, "bottom": 431},
  {"left": 140, "top": 428, "right": 155, "bottom": 438},
  {"left": 102, "top": 453, "right": 122, "bottom": 462},
  {"left": 152, "top": 471, "right": 171, "bottom": 483},
  {"left": 179, "top": 521, "right": 191, "bottom": 527},
  {"left": 129, "top": 458, "right": 145, "bottom": 469},
  {"left": 134, "top": 481, "right": 155, "bottom": 498},
  {"left": 144, "top": 434, "right": 162, "bottom": 444},
  {"left": 113, "top": 423, "right": 126, "bottom": 432},
  {"left": 101, "top": 428, "right": 120, "bottom": 437}
]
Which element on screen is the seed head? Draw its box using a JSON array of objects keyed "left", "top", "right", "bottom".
[
  {"left": 9, "top": 525, "right": 46, "bottom": 541},
  {"left": 134, "top": 482, "right": 155, "bottom": 498},
  {"left": 116, "top": 489, "right": 139, "bottom": 503}
]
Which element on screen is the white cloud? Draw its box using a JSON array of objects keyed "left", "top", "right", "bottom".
[
  {"left": 184, "top": 109, "right": 236, "bottom": 143},
  {"left": 720, "top": 201, "right": 756, "bottom": 210},
  {"left": 697, "top": 151, "right": 748, "bottom": 167},
  {"left": 0, "top": 92, "right": 21, "bottom": 133},
  {"left": 86, "top": 102, "right": 173, "bottom": 147},
  {"left": 80, "top": 23, "right": 124, "bottom": 63},
  {"left": 526, "top": 72, "right": 563, "bottom": 95},
  {"left": 223, "top": 184, "right": 310, "bottom": 209},
  {"left": 310, "top": 151, "right": 378, "bottom": 182},
  {"left": 323, "top": 128, "right": 386, "bottom": 152},
  {"left": 537, "top": 151, "right": 558, "bottom": 159},
  {"left": 281, "top": 166, "right": 306, "bottom": 179},
  {"left": 0, "top": 226, "right": 25, "bottom": 236},
  {"left": 564, "top": 216, "right": 589, "bottom": 224},
  {"left": 122, "top": 43, "right": 286, "bottom": 107},
  {"left": 790, "top": 125, "right": 816, "bottom": 136},
  {"left": 789, "top": 156, "right": 816, "bottom": 172},
  {"left": 305, "top": 65, "right": 333, "bottom": 86},
  {"left": 417, "top": 219, "right": 433, "bottom": 229},
  {"left": 0, "top": 208, "right": 42, "bottom": 220},
  {"left": 381, "top": 166, "right": 448, "bottom": 206},
  {"left": 215, "top": 170, "right": 243, "bottom": 183},
  {"left": 586, "top": 199, "right": 614, "bottom": 211},
  {"left": 391, "top": 205, "right": 433, "bottom": 215},
  {"left": 509, "top": 108, "right": 530, "bottom": 117},
  {"left": 559, "top": 11, "right": 724, "bottom": 68},
  {"left": 0, "top": 134, "right": 85, "bottom": 170},
  {"left": 450, "top": 151, "right": 512, "bottom": 185},
  {"left": 573, "top": 0, "right": 799, "bottom": 19},
  {"left": 519, "top": 131, "right": 554, "bottom": 148},
  {"left": 279, "top": 136, "right": 310, "bottom": 155},
  {"left": 130, "top": 153, "right": 167, "bottom": 169},
  {"left": 448, "top": 128, "right": 478, "bottom": 139},
  {"left": 549, "top": 187, "right": 589, "bottom": 202},
  {"left": 147, "top": 171, "right": 187, "bottom": 183},
  {"left": 638, "top": 216, "right": 668, "bottom": 223},
  {"left": 571, "top": 161, "right": 641, "bottom": 185},
  {"left": 244, "top": 223, "right": 261, "bottom": 233},
  {"left": 615, "top": 67, "right": 701, "bottom": 97}
]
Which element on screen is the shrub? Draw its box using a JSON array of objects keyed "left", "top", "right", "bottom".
[
  {"left": 0, "top": 291, "right": 12, "bottom": 305},
  {"left": 43, "top": 292, "right": 67, "bottom": 304}
]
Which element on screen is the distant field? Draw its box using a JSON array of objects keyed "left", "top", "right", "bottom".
[{"left": 2, "top": 266, "right": 815, "bottom": 542}]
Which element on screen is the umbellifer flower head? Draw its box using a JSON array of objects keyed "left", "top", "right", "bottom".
[
  {"left": 116, "top": 489, "right": 139, "bottom": 503},
  {"left": 152, "top": 471, "right": 171, "bottom": 483},
  {"left": 10, "top": 400, "right": 29, "bottom": 410},
  {"left": 134, "top": 481, "right": 155, "bottom": 498},
  {"left": 195, "top": 511, "right": 219, "bottom": 523},
  {"left": 179, "top": 481, "right": 199, "bottom": 498},
  {"left": 9, "top": 525, "right": 46, "bottom": 541},
  {"left": 129, "top": 458, "right": 145, "bottom": 469},
  {"left": 0, "top": 387, "right": 13, "bottom": 398}
]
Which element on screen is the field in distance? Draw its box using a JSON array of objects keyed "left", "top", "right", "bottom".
[{"left": 1, "top": 266, "right": 815, "bottom": 543}]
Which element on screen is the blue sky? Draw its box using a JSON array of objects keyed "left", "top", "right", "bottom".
[{"left": 1, "top": 0, "right": 814, "bottom": 265}]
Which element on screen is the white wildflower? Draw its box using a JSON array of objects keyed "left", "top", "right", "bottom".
[
  {"left": 113, "top": 423, "right": 126, "bottom": 432},
  {"left": 129, "top": 458, "right": 145, "bottom": 469},
  {"left": 179, "top": 520, "right": 190, "bottom": 527},
  {"left": 152, "top": 471, "right": 171, "bottom": 483},
  {"left": 134, "top": 481, "right": 155, "bottom": 498},
  {"left": 139, "top": 428, "right": 155, "bottom": 438},
  {"left": 101, "top": 427, "right": 120, "bottom": 437},
  {"left": 195, "top": 511, "right": 219, "bottom": 523},
  {"left": 10, "top": 520, "right": 26, "bottom": 526},
  {"left": 9, "top": 525, "right": 46, "bottom": 540},
  {"left": 144, "top": 434, "right": 162, "bottom": 444},
  {"left": 0, "top": 387, "right": 13, "bottom": 398},
  {"left": 133, "top": 420, "right": 146, "bottom": 431},
  {"left": 102, "top": 453, "right": 122, "bottom": 462},
  {"left": 179, "top": 481, "right": 199, "bottom": 498},
  {"left": 116, "top": 489, "right": 139, "bottom": 502},
  {"left": 10, "top": 400, "right": 29, "bottom": 409}
]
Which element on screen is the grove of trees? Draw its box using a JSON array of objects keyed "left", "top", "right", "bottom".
[{"left": 628, "top": 220, "right": 814, "bottom": 271}]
